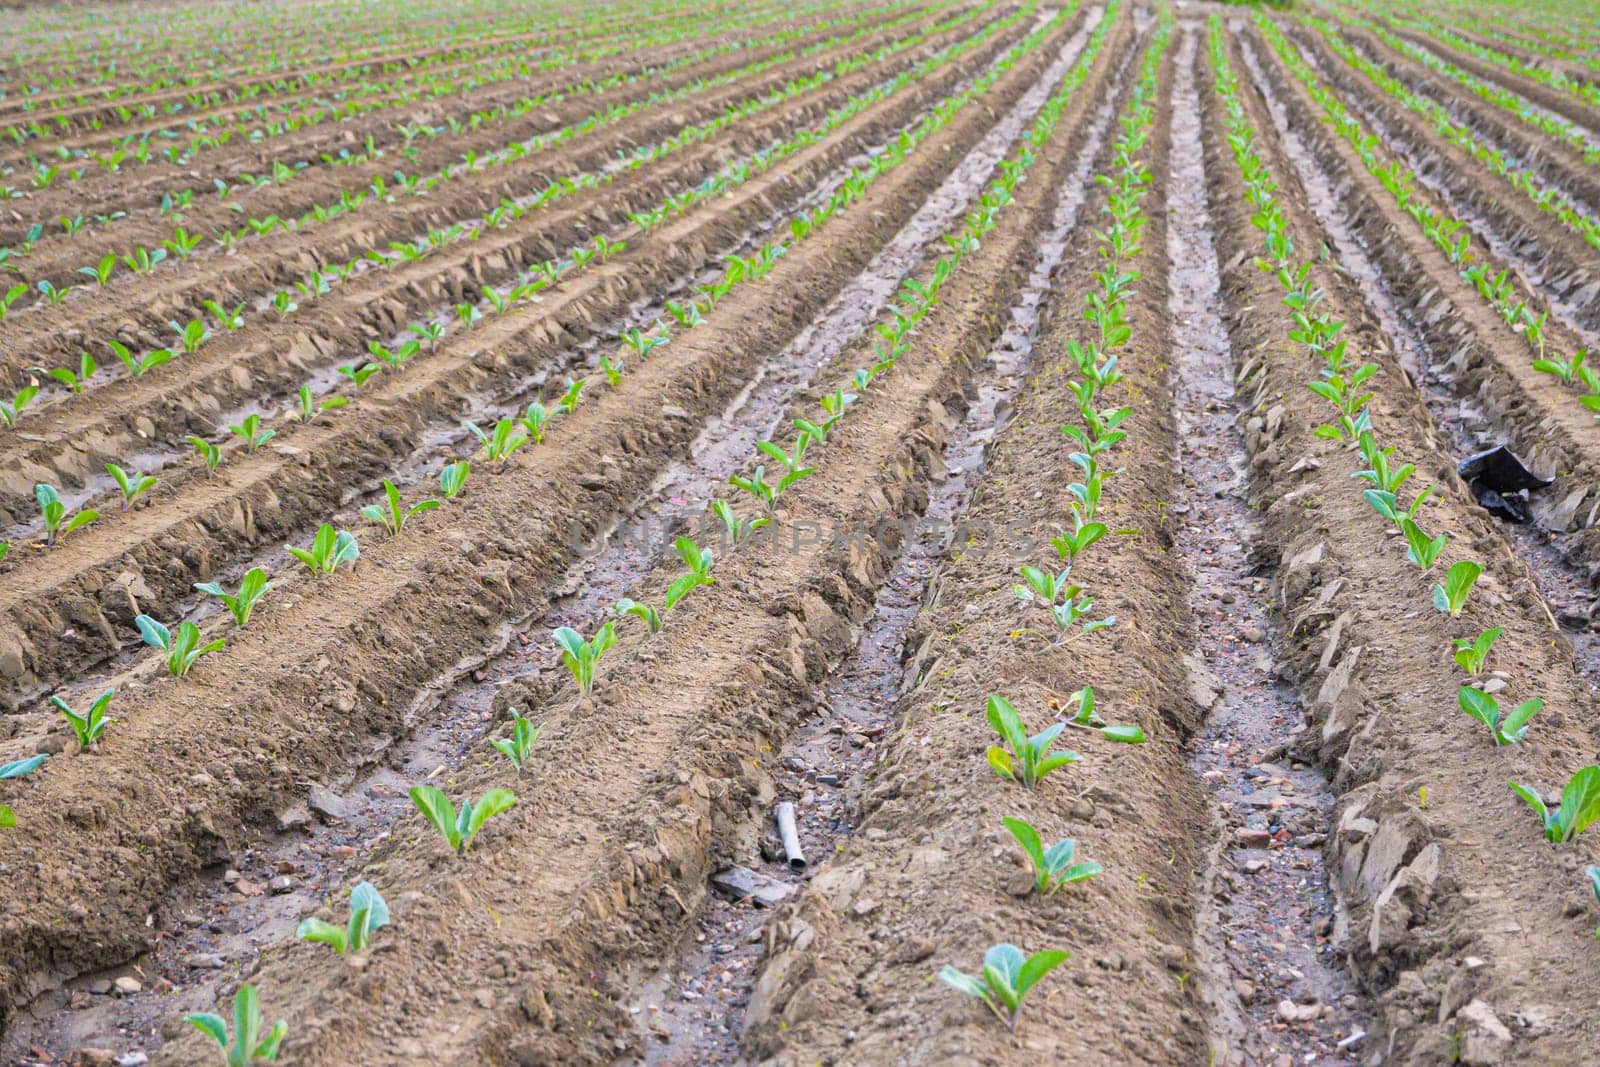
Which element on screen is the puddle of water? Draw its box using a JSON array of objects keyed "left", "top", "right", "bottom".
[{"left": 1171, "top": 26, "right": 1366, "bottom": 1065}]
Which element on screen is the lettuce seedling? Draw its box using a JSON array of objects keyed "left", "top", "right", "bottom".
[
  {"left": 50, "top": 689, "right": 114, "bottom": 749},
  {"left": 1064, "top": 686, "right": 1144, "bottom": 743},
  {"left": 186, "top": 985, "right": 287, "bottom": 1066},
  {"left": 195, "top": 568, "right": 271, "bottom": 627},
  {"left": 0, "top": 802, "right": 12, "bottom": 828},
  {"left": 0, "top": 385, "right": 39, "bottom": 427},
  {"left": 554, "top": 623, "right": 615, "bottom": 695},
  {"left": 409, "top": 784, "right": 516, "bottom": 853},
  {"left": 985, "top": 695, "right": 1080, "bottom": 788},
  {"left": 0, "top": 542, "right": 7, "bottom": 563},
  {"left": 106, "top": 462, "right": 156, "bottom": 509},
  {"left": 1399, "top": 518, "right": 1446, "bottom": 572},
  {"left": 1432, "top": 560, "right": 1482, "bottom": 617},
  {"left": 188, "top": 436, "right": 222, "bottom": 473},
  {"left": 1003, "top": 816, "right": 1101, "bottom": 894},
  {"left": 368, "top": 340, "right": 420, "bottom": 368},
  {"left": 1453, "top": 627, "right": 1501, "bottom": 675},
  {"left": 491, "top": 710, "right": 542, "bottom": 772},
  {"left": 613, "top": 597, "right": 661, "bottom": 634},
  {"left": 0, "top": 754, "right": 47, "bottom": 778},
  {"left": 35, "top": 483, "right": 98, "bottom": 546},
  {"left": 296, "top": 881, "right": 389, "bottom": 955},
  {"left": 712, "top": 498, "right": 767, "bottom": 543},
  {"left": 440, "top": 460, "right": 470, "bottom": 499},
  {"left": 557, "top": 378, "right": 584, "bottom": 415},
  {"left": 228, "top": 414, "right": 275, "bottom": 453},
  {"left": 288, "top": 524, "right": 360, "bottom": 575},
  {"left": 137, "top": 615, "right": 225, "bottom": 676},
  {"left": 519, "top": 402, "right": 550, "bottom": 444},
  {"left": 109, "top": 340, "right": 172, "bottom": 378},
  {"left": 295, "top": 384, "right": 347, "bottom": 423},
  {"left": 466, "top": 418, "right": 528, "bottom": 462},
  {"left": 1509, "top": 766, "right": 1600, "bottom": 843},
  {"left": 337, "top": 362, "right": 381, "bottom": 388},
  {"left": 937, "top": 943, "right": 1069, "bottom": 1031},
  {"left": 35, "top": 350, "right": 95, "bottom": 393},
  {"left": 664, "top": 537, "right": 714, "bottom": 611},
  {"left": 361, "top": 479, "right": 439, "bottom": 536},
  {"left": 1459, "top": 686, "right": 1541, "bottom": 745}
]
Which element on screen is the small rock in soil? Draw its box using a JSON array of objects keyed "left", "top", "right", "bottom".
[
  {"left": 710, "top": 866, "right": 794, "bottom": 908},
  {"left": 1276, "top": 999, "right": 1323, "bottom": 1023},
  {"left": 113, "top": 976, "right": 142, "bottom": 995}
]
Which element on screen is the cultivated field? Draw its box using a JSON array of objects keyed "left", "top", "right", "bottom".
[{"left": 0, "top": 0, "right": 1598, "bottom": 1063}]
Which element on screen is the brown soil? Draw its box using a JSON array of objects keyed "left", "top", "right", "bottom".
[{"left": 6, "top": 3, "right": 1600, "bottom": 1065}]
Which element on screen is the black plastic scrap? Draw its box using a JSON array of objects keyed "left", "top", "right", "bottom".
[{"left": 1459, "top": 445, "right": 1552, "bottom": 524}]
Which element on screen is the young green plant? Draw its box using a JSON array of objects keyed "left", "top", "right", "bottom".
[
  {"left": 295, "top": 881, "right": 389, "bottom": 955},
  {"left": 408, "top": 784, "right": 516, "bottom": 854},
  {"left": 194, "top": 568, "right": 271, "bottom": 627},
  {"left": 288, "top": 524, "right": 360, "bottom": 575},
  {"left": 1002, "top": 816, "right": 1101, "bottom": 895},
  {"left": 136, "top": 615, "right": 225, "bottom": 676},
  {"left": 360, "top": 479, "right": 439, "bottom": 536},
  {"left": 491, "top": 710, "right": 543, "bottom": 772},
  {"left": 186, "top": 985, "right": 287, "bottom": 1066},
  {"left": 1509, "top": 766, "right": 1600, "bottom": 843},
  {"left": 50, "top": 689, "right": 114, "bottom": 749},
  {"left": 985, "top": 695, "right": 1080, "bottom": 788},
  {"left": 937, "top": 943, "right": 1070, "bottom": 1032}
]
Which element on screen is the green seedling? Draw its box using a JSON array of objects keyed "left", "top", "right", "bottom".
[
  {"left": 137, "top": 615, "right": 225, "bottom": 676},
  {"left": 186, "top": 985, "right": 287, "bottom": 1066},
  {"left": 1453, "top": 626, "right": 1501, "bottom": 675},
  {"left": 557, "top": 378, "right": 584, "bottom": 415},
  {"left": 50, "top": 689, "right": 114, "bottom": 749},
  {"left": 228, "top": 414, "right": 275, "bottom": 452},
  {"left": 664, "top": 537, "right": 714, "bottom": 611},
  {"left": 106, "top": 462, "right": 156, "bottom": 509},
  {"left": 287, "top": 524, "right": 360, "bottom": 575},
  {"left": 440, "top": 460, "right": 470, "bottom": 499},
  {"left": 938, "top": 943, "right": 1070, "bottom": 1032},
  {"left": 466, "top": 418, "right": 528, "bottom": 462},
  {"left": 1, "top": 385, "right": 39, "bottom": 427},
  {"left": 1, "top": 753, "right": 46, "bottom": 779},
  {"left": 1432, "top": 559, "right": 1482, "bottom": 616},
  {"left": 985, "top": 695, "right": 1080, "bottom": 789},
  {"left": 599, "top": 354, "right": 622, "bottom": 387},
  {"left": 1533, "top": 348, "right": 1586, "bottom": 384},
  {"left": 408, "top": 321, "right": 445, "bottom": 350},
  {"left": 1459, "top": 686, "right": 1541, "bottom": 746},
  {"left": 1399, "top": 518, "right": 1447, "bottom": 572},
  {"left": 711, "top": 498, "right": 767, "bottom": 543},
  {"left": 337, "top": 362, "right": 381, "bottom": 388},
  {"left": 519, "top": 402, "right": 549, "bottom": 444},
  {"left": 36, "top": 350, "right": 95, "bottom": 393},
  {"left": 1003, "top": 816, "right": 1101, "bottom": 895},
  {"left": 296, "top": 881, "right": 389, "bottom": 955},
  {"left": 1051, "top": 521, "right": 1107, "bottom": 564},
  {"left": 35, "top": 483, "right": 98, "bottom": 546},
  {"left": 295, "top": 384, "right": 347, "bottom": 423},
  {"left": 109, "top": 340, "right": 172, "bottom": 378},
  {"left": 367, "top": 340, "right": 420, "bottom": 369},
  {"left": 491, "top": 710, "right": 543, "bottom": 772},
  {"left": 361, "top": 479, "right": 439, "bottom": 536},
  {"left": 0, "top": 542, "right": 6, "bottom": 563},
  {"left": 408, "top": 784, "right": 516, "bottom": 853},
  {"left": 1064, "top": 686, "right": 1145, "bottom": 743},
  {"left": 188, "top": 436, "right": 222, "bottom": 473},
  {"left": 553, "top": 623, "right": 615, "bottom": 695},
  {"left": 195, "top": 568, "right": 271, "bottom": 627},
  {"left": 613, "top": 597, "right": 661, "bottom": 634},
  {"left": 1510, "top": 766, "right": 1600, "bottom": 843}
]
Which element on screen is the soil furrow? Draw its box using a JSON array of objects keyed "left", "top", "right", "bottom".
[
  {"left": 143, "top": 15, "right": 1131, "bottom": 1063},
  {"left": 1211, "top": 19, "right": 1600, "bottom": 1062},
  {"left": 0, "top": 13, "right": 1078, "bottom": 1045},
  {"left": 1236, "top": 25, "right": 1600, "bottom": 573},
  {"left": 1171, "top": 23, "right": 1367, "bottom": 1066},
  {"left": 0, "top": 7, "right": 1039, "bottom": 710},
  {"left": 0, "top": 6, "right": 934, "bottom": 364},
  {"left": 0, "top": 6, "right": 987, "bottom": 517}
]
